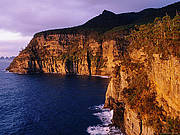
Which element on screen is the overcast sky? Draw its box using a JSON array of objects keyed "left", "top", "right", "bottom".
[{"left": 0, "top": 0, "right": 179, "bottom": 57}]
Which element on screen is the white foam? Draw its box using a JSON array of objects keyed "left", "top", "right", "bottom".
[
  {"left": 91, "top": 75, "right": 110, "bottom": 79},
  {"left": 1, "top": 68, "right": 10, "bottom": 73},
  {"left": 5, "top": 71, "right": 14, "bottom": 74},
  {"left": 88, "top": 104, "right": 104, "bottom": 110},
  {"left": 1, "top": 69, "right": 11, "bottom": 73},
  {"left": 5, "top": 71, "right": 10, "bottom": 73},
  {"left": 87, "top": 104, "right": 123, "bottom": 135}
]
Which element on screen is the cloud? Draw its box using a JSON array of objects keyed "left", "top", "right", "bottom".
[
  {"left": 0, "top": 29, "right": 31, "bottom": 41},
  {"left": 0, "top": 0, "right": 179, "bottom": 56},
  {"left": 0, "top": 0, "right": 178, "bottom": 36},
  {"left": 0, "top": 39, "right": 32, "bottom": 57},
  {"left": 0, "top": 29, "right": 32, "bottom": 57}
]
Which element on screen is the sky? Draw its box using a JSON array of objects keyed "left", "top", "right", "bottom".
[{"left": 0, "top": 0, "right": 179, "bottom": 57}]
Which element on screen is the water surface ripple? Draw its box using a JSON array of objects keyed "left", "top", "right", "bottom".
[{"left": 0, "top": 60, "right": 112, "bottom": 135}]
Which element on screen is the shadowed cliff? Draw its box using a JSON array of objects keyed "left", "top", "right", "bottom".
[{"left": 34, "top": 2, "right": 180, "bottom": 37}]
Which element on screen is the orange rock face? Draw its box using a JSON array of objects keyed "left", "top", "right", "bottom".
[
  {"left": 7, "top": 33, "right": 118, "bottom": 76},
  {"left": 104, "top": 49, "right": 180, "bottom": 134}
]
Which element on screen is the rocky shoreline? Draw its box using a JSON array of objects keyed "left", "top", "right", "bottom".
[{"left": 7, "top": 2, "right": 180, "bottom": 134}]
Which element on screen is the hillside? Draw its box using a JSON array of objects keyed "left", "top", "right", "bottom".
[{"left": 35, "top": 2, "right": 180, "bottom": 36}]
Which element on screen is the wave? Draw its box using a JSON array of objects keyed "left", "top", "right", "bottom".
[
  {"left": 5, "top": 71, "right": 10, "bottom": 73},
  {"left": 91, "top": 75, "right": 110, "bottom": 79},
  {"left": 87, "top": 104, "right": 123, "bottom": 135}
]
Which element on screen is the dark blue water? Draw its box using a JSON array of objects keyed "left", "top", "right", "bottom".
[{"left": 0, "top": 60, "right": 110, "bottom": 135}]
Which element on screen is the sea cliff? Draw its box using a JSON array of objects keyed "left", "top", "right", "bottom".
[
  {"left": 104, "top": 52, "right": 180, "bottom": 134},
  {"left": 7, "top": 2, "right": 180, "bottom": 135},
  {"left": 7, "top": 32, "right": 120, "bottom": 76},
  {"left": 104, "top": 15, "right": 180, "bottom": 134}
]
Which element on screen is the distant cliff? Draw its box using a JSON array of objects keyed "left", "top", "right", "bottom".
[
  {"left": 7, "top": 2, "right": 180, "bottom": 135},
  {"left": 7, "top": 31, "right": 126, "bottom": 75}
]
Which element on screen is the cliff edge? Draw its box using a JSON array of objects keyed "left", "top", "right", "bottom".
[{"left": 104, "top": 15, "right": 180, "bottom": 134}]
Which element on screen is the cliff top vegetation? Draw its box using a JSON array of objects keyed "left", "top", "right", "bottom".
[{"left": 34, "top": 2, "right": 180, "bottom": 38}]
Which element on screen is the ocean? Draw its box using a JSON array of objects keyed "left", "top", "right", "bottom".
[{"left": 0, "top": 59, "right": 122, "bottom": 135}]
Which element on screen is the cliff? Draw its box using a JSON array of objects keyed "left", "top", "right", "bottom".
[
  {"left": 104, "top": 15, "right": 180, "bottom": 134},
  {"left": 7, "top": 32, "right": 124, "bottom": 75},
  {"left": 7, "top": 2, "right": 180, "bottom": 135},
  {"left": 104, "top": 53, "right": 180, "bottom": 134}
]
